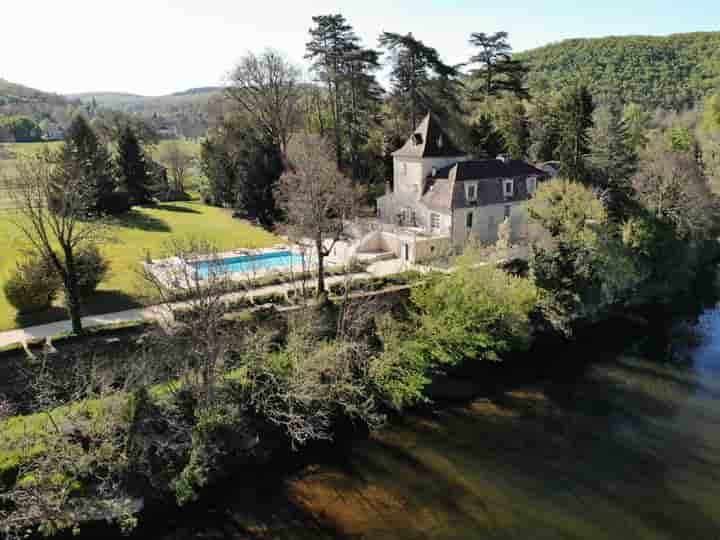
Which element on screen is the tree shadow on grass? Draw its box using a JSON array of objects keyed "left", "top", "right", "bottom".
[
  {"left": 150, "top": 203, "right": 202, "bottom": 214},
  {"left": 15, "top": 306, "right": 68, "bottom": 329},
  {"left": 14, "top": 290, "right": 143, "bottom": 329},
  {"left": 81, "top": 290, "right": 143, "bottom": 316},
  {"left": 110, "top": 209, "right": 171, "bottom": 232}
]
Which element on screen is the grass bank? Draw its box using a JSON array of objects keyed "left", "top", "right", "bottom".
[{"left": 0, "top": 200, "right": 279, "bottom": 331}]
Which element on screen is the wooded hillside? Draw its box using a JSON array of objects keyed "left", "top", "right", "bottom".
[{"left": 516, "top": 32, "right": 720, "bottom": 110}]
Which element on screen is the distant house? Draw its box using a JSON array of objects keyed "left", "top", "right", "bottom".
[
  {"left": 157, "top": 124, "right": 179, "bottom": 139},
  {"left": 366, "top": 114, "right": 548, "bottom": 263},
  {"left": 43, "top": 124, "right": 64, "bottom": 141}
]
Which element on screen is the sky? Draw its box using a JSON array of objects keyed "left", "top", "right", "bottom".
[{"left": 3, "top": 0, "right": 719, "bottom": 96}]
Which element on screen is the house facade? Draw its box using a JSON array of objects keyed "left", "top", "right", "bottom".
[{"left": 371, "top": 114, "right": 548, "bottom": 263}]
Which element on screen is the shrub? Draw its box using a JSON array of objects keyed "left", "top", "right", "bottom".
[
  {"left": 3, "top": 255, "right": 61, "bottom": 313},
  {"left": 408, "top": 264, "right": 538, "bottom": 368},
  {"left": 74, "top": 245, "right": 110, "bottom": 298}
]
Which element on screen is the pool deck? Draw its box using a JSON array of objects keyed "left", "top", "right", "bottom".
[
  {"left": 146, "top": 244, "right": 394, "bottom": 290},
  {"left": 0, "top": 258, "right": 411, "bottom": 349}
]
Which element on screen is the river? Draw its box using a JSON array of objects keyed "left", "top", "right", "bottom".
[{"left": 123, "top": 292, "right": 720, "bottom": 539}]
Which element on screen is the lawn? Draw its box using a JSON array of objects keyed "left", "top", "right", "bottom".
[{"left": 0, "top": 200, "right": 280, "bottom": 331}]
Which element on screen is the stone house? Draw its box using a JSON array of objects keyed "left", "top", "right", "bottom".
[{"left": 369, "top": 114, "right": 549, "bottom": 263}]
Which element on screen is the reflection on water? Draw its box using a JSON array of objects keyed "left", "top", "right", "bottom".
[{"left": 141, "top": 303, "right": 720, "bottom": 540}]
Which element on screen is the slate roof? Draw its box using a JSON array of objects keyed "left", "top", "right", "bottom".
[
  {"left": 392, "top": 114, "right": 466, "bottom": 159},
  {"left": 419, "top": 158, "right": 548, "bottom": 211},
  {"left": 420, "top": 178, "right": 454, "bottom": 213},
  {"left": 456, "top": 159, "right": 546, "bottom": 180}
]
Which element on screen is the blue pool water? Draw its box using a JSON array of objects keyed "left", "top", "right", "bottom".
[{"left": 192, "top": 251, "right": 306, "bottom": 279}]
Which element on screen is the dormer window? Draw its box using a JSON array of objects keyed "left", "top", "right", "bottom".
[
  {"left": 413, "top": 133, "right": 423, "bottom": 145},
  {"left": 526, "top": 177, "right": 537, "bottom": 194},
  {"left": 503, "top": 179, "right": 514, "bottom": 198},
  {"left": 465, "top": 182, "right": 478, "bottom": 202}
]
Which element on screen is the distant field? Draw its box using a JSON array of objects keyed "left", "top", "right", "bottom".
[
  {"left": 0, "top": 139, "right": 203, "bottom": 207},
  {"left": 0, "top": 200, "right": 278, "bottom": 331}
]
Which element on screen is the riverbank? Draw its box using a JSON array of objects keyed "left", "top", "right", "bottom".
[
  {"left": 5, "top": 259, "right": 719, "bottom": 539},
  {"left": 74, "top": 300, "right": 720, "bottom": 540},
  {"left": 38, "top": 283, "right": 714, "bottom": 540}
]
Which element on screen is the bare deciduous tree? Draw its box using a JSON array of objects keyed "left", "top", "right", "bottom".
[
  {"left": 140, "top": 238, "right": 242, "bottom": 406},
  {"left": 3, "top": 149, "right": 108, "bottom": 334},
  {"left": 159, "top": 141, "right": 192, "bottom": 194},
  {"left": 633, "top": 138, "right": 717, "bottom": 240},
  {"left": 227, "top": 50, "right": 301, "bottom": 153},
  {"left": 277, "top": 134, "right": 363, "bottom": 295}
]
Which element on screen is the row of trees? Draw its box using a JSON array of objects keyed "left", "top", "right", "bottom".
[
  {"left": 201, "top": 18, "right": 720, "bottom": 229},
  {"left": 199, "top": 22, "right": 533, "bottom": 223}
]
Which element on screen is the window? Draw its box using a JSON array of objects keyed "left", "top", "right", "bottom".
[
  {"left": 466, "top": 182, "right": 478, "bottom": 202},
  {"left": 503, "top": 179, "right": 514, "bottom": 198},
  {"left": 410, "top": 210, "right": 417, "bottom": 226},
  {"left": 399, "top": 208, "right": 409, "bottom": 224},
  {"left": 504, "top": 205, "right": 511, "bottom": 219},
  {"left": 526, "top": 177, "right": 537, "bottom": 194},
  {"left": 431, "top": 213, "right": 440, "bottom": 230},
  {"left": 466, "top": 211, "right": 474, "bottom": 229}
]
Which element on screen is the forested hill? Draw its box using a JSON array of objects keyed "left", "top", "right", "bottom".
[
  {"left": 0, "top": 79, "right": 73, "bottom": 108},
  {"left": 516, "top": 32, "right": 720, "bottom": 110}
]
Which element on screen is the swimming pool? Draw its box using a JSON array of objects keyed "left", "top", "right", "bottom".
[{"left": 192, "top": 250, "right": 307, "bottom": 279}]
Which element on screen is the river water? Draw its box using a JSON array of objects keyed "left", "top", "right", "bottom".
[{"left": 132, "top": 297, "right": 720, "bottom": 539}]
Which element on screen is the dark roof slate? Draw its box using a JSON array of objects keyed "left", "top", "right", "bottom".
[
  {"left": 452, "top": 159, "right": 547, "bottom": 180},
  {"left": 419, "top": 158, "right": 549, "bottom": 211},
  {"left": 392, "top": 114, "right": 466, "bottom": 158}
]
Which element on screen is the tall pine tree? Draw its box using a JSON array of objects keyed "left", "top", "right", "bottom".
[
  {"left": 588, "top": 103, "right": 638, "bottom": 222},
  {"left": 306, "top": 14, "right": 359, "bottom": 167},
  {"left": 554, "top": 84, "right": 594, "bottom": 181},
  {"left": 379, "top": 32, "right": 461, "bottom": 133},
  {"left": 468, "top": 31, "right": 528, "bottom": 100},
  {"left": 306, "top": 14, "right": 381, "bottom": 176},
  {"left": 116, "top": 125, "right": 153, "bottom": 205},
  {"left": 60, "top": 115, "right": 116, "bottom": 215}
]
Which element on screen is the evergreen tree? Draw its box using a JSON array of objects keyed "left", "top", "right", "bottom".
[
  {"left": 468, "top": 31, "right": 528, "bottom": 100},
  {"left": 116, "top": 125, "right": 153, "bottom": 205},
  {"left": 306, "top": 14, "right": 382, "bottom": 177},
  {"left": 488, "top": 96, "right": 529, "bottom": 159},
  {"left": 588, "top": 103, "right": 637, "bottom": 221},
  {"left": 528, "top": 94, "right": 559, "bottom": 162},
  {"left": 622, "top": 103, "right": 650, "bottom": 152},
  {"left": 306, "top": 14, "right": 359, "bottom": 167},
  {"left": 60, "top": 115, "right": 116, "bottom": 214},
  {"left": 200, "top": 121, "right": 284, "bottom": 226},
  {"left": 554, "top": 84, "right": 594, "bottom": 181},
  {"left": 342, "top": 47, "right": 383, "bottom": 181},
  {"left": 379, "top": 31, "right": 461, "bottom": 133},
  {"left": 469, "top": 114, "right": 505, "bottom": 158}
]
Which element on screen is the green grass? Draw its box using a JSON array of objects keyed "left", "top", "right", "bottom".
[
  {"left": 0, "top": 395, "right": 126, "bottom": 486},
  {"left": 0, "top": 200, "right": 280, "bottom": 331}
]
